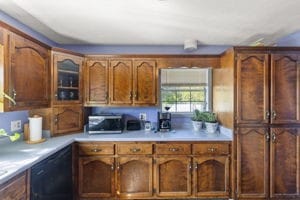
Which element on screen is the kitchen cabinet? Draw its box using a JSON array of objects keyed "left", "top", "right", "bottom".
[
  {"left": 236, "top": 52, "right": 300, "bottom": 125},
  {"left": 108, "top": 58, "right": 157, "bottom": 106},
  {"left": 4, "top": 31, "right": 50, "bottom": 111},
  {"left": 78, "top": 143, "right": 115, "bottom": 198},
  {"left": 236, "top": 127, "right": 269, "bottom": 199},
  {"left": 52, "top": 51, "right": 83, "bottom": 104},
  {"left": 76, "top": 141, "right": 231, "bottom": 199},
  {"left": 270, "top": 127, "right": 300, "bottom": 199},
  {"left": 0, "top": 171, "right": 29, "bottom": 200},
  {"left": 193, "top": 143, "right": 230, "bottom": 198},
  {"left": 84, "top": 58, "right": 109, "bottom": 106}
]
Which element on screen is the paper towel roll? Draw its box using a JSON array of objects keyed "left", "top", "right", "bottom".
[{"left": 29, "top": 116, "right": 42, "bottom": 141}]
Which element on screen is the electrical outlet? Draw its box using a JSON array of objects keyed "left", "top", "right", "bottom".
[
  {"left": 11, "top": 120, "right": 21, "bottom": 132},
  {"left": 139, "top": 113, "right": 147, "bottom": 121}
]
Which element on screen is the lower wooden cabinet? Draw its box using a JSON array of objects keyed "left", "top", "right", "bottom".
[
  {"left": 0, "top": 171, "right": 29, "bottom": 200},
  {"left": 155, "top": 156, "right": 192, "bottom": 197},
  {"left": 237, "top": 126, "right": 300, "bottom": 199},
  {"left": 76, "top": 141, "right": 231, "bottom": 199}
]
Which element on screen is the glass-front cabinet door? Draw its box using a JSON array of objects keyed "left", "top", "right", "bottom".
[{"left": 53, "top": 52, "right": 83, "bottom": 104}]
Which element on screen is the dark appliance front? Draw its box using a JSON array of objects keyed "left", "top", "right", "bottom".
[{"left": 158, "top": 111, "right": 171, "bottom": 132}]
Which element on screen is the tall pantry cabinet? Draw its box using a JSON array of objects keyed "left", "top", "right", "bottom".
[{"left": 218, "top": 47, "right": 300, "bottom": 200}]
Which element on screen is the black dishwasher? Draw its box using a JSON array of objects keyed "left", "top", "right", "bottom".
[{"left": 30, "top": 145, "right": 73, "bottom": 200}]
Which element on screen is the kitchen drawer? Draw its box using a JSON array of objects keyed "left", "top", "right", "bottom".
[
  {"left": 156, "top": 143, "right": 191, "bottom": 155},
  {"left": 117, "top": 143, "right": 153, "bottom": 155},
  {"left": 0, "top": 171, "right": 28, "bottom": 200},
  {"left": 78, "top": 143, "right": 114, "bottom": 155},
  {"left": 192, "top": 143, "right": 229, "bottom": 155}
]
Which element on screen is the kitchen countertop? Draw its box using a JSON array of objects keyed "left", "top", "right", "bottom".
[{"left": 0, "top": 128, "right": 232, "bottom": 185}]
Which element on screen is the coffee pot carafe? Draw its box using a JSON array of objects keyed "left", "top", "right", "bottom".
[{"left": 157, "top": 110, "right": 171, "bottom": 132}]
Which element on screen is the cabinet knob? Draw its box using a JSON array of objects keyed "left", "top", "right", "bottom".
[
  {"left": 266, "top": 132, "right": 270, "bottom": 142},
  {"left": 271, "top": 111, "right": 277, "bottom": 119},
  {"left": 194, "top": 162, "right": 198, "bottom": 170},
  {"left": 130, "top": 148, "right": 141, "bottom": 153},
  {"left": 91, "top": 148, "right": 102, "bottom": 152},
  {"left": 111, "top": 164, "right": 114, "bottom": 171},
  {"left": 169, "top": 147, "right": 180, "bottom": 152},
  {"left": 265, "top": 111, "right": 270, "bottom": 119},
  {"left": 272, "top": 133, "right": 277, "bottom": 143}
]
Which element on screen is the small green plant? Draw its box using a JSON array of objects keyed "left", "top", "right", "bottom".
[
  {"left": 0, "top": 129, "right": 20, "bottom": 142},
  {"left": 201, "top": 111, "right": 218, "bottom": 123},
  {"left": 191, "top": 109, "right": 204, "bottom": 121}
]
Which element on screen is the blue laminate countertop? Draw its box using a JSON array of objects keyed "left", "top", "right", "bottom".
[{"left": 0, "top": 128, "right": 232, "bottom": 185}]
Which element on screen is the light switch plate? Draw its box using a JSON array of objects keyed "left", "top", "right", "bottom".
[{"left": 11, "top": 120, "right": 21, "bottom": 132}]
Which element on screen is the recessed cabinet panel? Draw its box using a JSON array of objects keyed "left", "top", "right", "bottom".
[
  {"left": 85, "top": 59, "right": 108, "bottom": 105},
  {"left": 236, "top": 54, "right": 269, "bottom": 124},
  {"left": 270, "top": 128, "right": 300, "bottom": 198},
  {"left": 271, "top": 54, "right": 300, "bottom": 124},
  {"left": 79, "top": 157, "right": 115, "bottom": 198},
  {"left": 8, "top": 32, "right": 50, "bottom": 111},
  {"left": 155, "top": 157, "right": 191, "bottom": 197},
  {"left": 236, "top": 127, "right": 269, "bottom": 199},
  {"left": 117, "top": 157, "right": 153, "bottom": 198}
]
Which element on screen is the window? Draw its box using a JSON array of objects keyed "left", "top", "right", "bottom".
[{"left": 160, "top": 68, "right": 212, "bottom": 113}]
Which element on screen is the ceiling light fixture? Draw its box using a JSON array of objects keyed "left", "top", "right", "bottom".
[{"left": 184, "top": 39, "right": 198, "bottom": 52}]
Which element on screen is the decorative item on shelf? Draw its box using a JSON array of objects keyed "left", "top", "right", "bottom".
[
  {"left": 191, "top": 109, "right": 203, "bottom": 131},
  {"left": 202, "top": 111, "right": 219, "bottom": 134}
]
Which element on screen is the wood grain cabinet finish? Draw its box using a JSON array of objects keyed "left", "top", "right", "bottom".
[
  {"left": 109, "top": 59, "right": 133, "bottom": 105},
  {"left": 7, "top": 32, "right": 50, "bottom": 111},
  {"left": 270, "top": 127, "right": 300, "bottom": 199},
  {"left": 117, "top": 156, "right": 153, "bottom": 198},
  {"left": 79, "top": 157, "right": 115, "bottom": 198},
  {"left": 236, "top": 53, "right": 269, "bottom": 124},
  {"left": 270, "top": 54, "right": 300, "bottom": 124},
  {"left": 0, "top": 171, "right": 29, "bottom": 200},
  {"left": 52, "top": 105, "right": 83, "bottom": 136},
  {"left": 154, "top": 156, "right": 192, "bottom": 197},
  {"left": 108, "top": 59, "right": 157, "bottom": 106},
  {"left": 133, "top": 60, "right": 157, "bottom": 105},
  {"left": 236, "top": 52, "right": 300, "bottom": 125},
  {"left": 84, "top": 59, "right": 109, "bottom": 106},
  {"left": 76, "top": 141, "right": 231, "bottom": 199},
  {"left": 236, "top": 127, "right": 269, "bottom": 199}
]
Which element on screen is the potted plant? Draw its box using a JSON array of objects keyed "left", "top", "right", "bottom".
[
  {"left": 191, "top": 109, "right": 204, "bottom": 131},
  {"left": 202, "top": 111, "right": 219, "bottom": 133}
]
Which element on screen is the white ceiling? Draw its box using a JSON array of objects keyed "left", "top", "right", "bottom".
[{"left": 0, "top": 0, "right": 300, "bottom": 46}]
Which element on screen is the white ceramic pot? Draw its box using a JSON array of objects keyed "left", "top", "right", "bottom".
[
  {"left": 192, "top": 121, "right": 203, "bottom": 131},
  {"left": 205, "top": 122, "right": 218, "bottom": 134}
]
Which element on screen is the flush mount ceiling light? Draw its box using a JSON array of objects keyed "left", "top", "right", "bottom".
[{"left": 184, "top": 39, "right": 198, "bottom": 51}]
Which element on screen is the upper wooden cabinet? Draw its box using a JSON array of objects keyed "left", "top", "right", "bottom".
[
  {"left": 52, "top": 51, "right": 83, "bottom": 105},
  {"left": 109, "top": 59, "right": 133, "bottom": 105},
  {"left": 84, "top": 57, "right": 157, "bottom": 106},
  {"left": 5, "top": 31, "right": 50, "bottom": 111},
  {"left": 236, "top": 51, "right": 300, "bottom": 125},
  {"left": 84, "top": 58, "right": 109, "bottom": 106}
]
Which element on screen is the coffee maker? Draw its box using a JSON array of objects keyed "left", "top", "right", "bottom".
[{"left": 158, "top": 107, "right": 171, "bottom": 132}]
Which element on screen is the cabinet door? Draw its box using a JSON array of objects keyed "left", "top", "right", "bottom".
[
  {"left": 270, "top": 54, "right": 300, "bottom": 124},
  {"left": 270, "top": 127, "right": 300, "bottom": 198},
  {"left": 133, "top": 60, "right": 157, "bottom": 105},
  {"left": 0, "top": 171, "right": 28, "bottom": 200},
  {"left": 117, "top": 157, "right": 153, "bottom": 198},
  {"left": 8, "top": 32, "right": 50, "bottom": 110},
  {"left": 236, "top": 53, "right": 269, "bottom": 124},
  {"left": 52, "top": 106, "right": 82, "bottom": 135},
  {"left": 236, "top": 127, "right": 269, "bottom": 199},
  {"left": 84, "top": 59, "right": 108, "bottom": 105},
  {"left": 193, "top": 156, "right": 230, "bottom": 198},
  {"left": 78, "top": 157, "right": 115, "bottom": 198},
  {"left": 109, "top": 59, "right": 133, "bottom": 105},
  {"left": 154, "top": 156, "right": 192, "bottom": 197},
  {"left": 53, "top": 53, "right": 83, "bottom": 104}
]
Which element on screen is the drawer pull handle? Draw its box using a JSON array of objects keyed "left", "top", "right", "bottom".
[
  {"left": 91, "top": 149, "right": 102, "bottom": 152},
  {"left": 130, "top": 148, "right": 141, "bottom": 153},
  {"left": 207, "top": 148, "right": 217, "bottom": 152},
  {"left": 169, "top": 147, "right": 180, "bottom": 152}
]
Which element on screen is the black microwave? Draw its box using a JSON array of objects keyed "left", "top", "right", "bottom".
[{"left": 88, "top": 114, "right": 124, "bottom": 134}]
